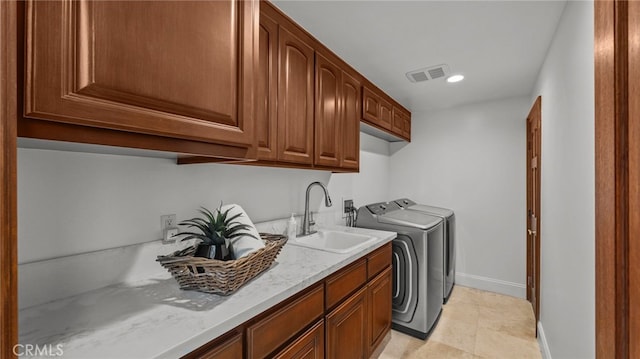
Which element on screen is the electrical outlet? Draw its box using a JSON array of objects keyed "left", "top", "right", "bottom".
[
  {"left": 161, "top": 214, "right": 177, "bottom": 231},
  {"left": 343, "top": 199, "right": 354, "bottom": 214}
]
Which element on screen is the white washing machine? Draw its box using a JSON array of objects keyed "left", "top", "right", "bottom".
[
  {"left": 394, "top": 198, "right": 456, "bottom": 303},
  {"left": 356, "top": 201, "right": 444, "bottom": 339}
]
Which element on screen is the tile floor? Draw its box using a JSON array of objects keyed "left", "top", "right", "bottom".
[{"left": 373, "top": 286, "right": 542, "bottom": 359}]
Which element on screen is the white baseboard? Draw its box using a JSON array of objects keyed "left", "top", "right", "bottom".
[
  {"left": 455, "top": 272, "right": 526, "bottom": 298},
  {"left": 537, "top": 321, "right": 552, "bottom": 359}
]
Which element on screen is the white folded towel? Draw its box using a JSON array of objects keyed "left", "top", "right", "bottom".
[{"left": 221, "top": 204, "right": 265, "bottom": 259}]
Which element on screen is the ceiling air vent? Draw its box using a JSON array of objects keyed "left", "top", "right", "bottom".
[{"left": 405, "top": 64, "right": 451, "bottom": 83}]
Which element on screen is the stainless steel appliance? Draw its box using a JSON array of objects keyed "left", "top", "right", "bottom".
[
  {"left": 356, "top": 201, "right": 443, "bottom": 339},
  {"left": 395, "top": 198, "right": 456, "bottom": 303}
]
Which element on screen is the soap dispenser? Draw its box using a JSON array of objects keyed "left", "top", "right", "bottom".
[{"left": 287, "top": 213, "right": 297, "bottom": 240}]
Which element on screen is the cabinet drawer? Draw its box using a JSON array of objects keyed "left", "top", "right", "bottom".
[
  {"left": 182, "top": 330, "right": 242, "bottom": 359},
  {"left": 325, "top": 258, "right": 367, "bottom": 309},
  {"left": 247, "top": 284, "right": 324, "bottom": 359},
  {"left": 367, "top": 243, "right": 392, "bottom": 279},
  {"left": 274, "top": 320, "right": 324, "bottom": 359}
]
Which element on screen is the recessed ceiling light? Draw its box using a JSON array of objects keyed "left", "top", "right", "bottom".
[{"left": 446, "top": 74, "right": 464, "bottom": 83}]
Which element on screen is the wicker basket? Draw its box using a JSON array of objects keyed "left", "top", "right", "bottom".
[{"left": 157, "top": 233, "right": 287, "bottom": 295}]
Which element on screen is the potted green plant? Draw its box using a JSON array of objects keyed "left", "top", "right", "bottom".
[{"left": 175, "top": 205, "right": 257, "bottom": 261}]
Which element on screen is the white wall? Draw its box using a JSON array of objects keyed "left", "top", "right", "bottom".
[
  {"left": 531, "top": 1, "right": 595, "bottom": 358},
  {"left": 388, "top": 96, "right": 530, "bottom": 298},
  {"left": 17, "top": 133, "right": 390, "bottom": 264}
]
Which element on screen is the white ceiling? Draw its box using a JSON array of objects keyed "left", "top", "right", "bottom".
[{"left": 272, "top": 0, "right": 567, "bottom": 112}]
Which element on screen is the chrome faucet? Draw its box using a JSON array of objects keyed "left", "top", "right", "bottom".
[{"left": 300, "top": 181, "right": 333, "bottom": 236}]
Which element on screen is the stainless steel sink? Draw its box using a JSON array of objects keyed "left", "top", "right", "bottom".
[{"left": 288, "top": 230, "right": 377, "bottom": 254}]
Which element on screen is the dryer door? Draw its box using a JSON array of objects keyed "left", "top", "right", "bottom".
[{"left": 392, "top": 234, "right": 419, "bottom": 323}]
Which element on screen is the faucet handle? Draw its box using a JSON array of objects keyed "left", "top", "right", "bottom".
[{"left": 308, "top": 211, "right": 316, "bottom": 226}]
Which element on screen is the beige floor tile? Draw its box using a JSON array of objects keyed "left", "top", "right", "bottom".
[
  {"left": 477, "top": 305, "right": 535, "bottom": 340},
  {"left": 407, "top": 340, "right": 480, "bottom": 359},
  {"left": 429, "top": 315, "right": 478, "bottom": 353},
  {"left": 473, "top": 327, "right": 541, "bottom": 359},
  {"left": 441, "top": 301, "right": 481, "bottom": 325},
  {"left": 373, "top": 286, "right": 541, "bottom": 359},
  {"left": 376, "top": 330, "right": 424, "bottom": 358}
]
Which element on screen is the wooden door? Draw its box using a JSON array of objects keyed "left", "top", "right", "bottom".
[
  {"left": 314, "top": 52, "right": 342, "bottom": 167},
  {"left": 326, "top": 287, "right": 368, "bottom": 359},
  {"left": 277, "top": 26, "right": 314, "bottom": 164},
  {"left": 24, "top": 0, "right": 257, "bottom": 148},
  {"left": 341, "top": 71, "right": 360, "bottom": 170},
  {"left": 257, "top": 10, "right": 278, "bottom": 160},
  {"left": 274, "top": 321, "right": 324, "bottom": 359},
  {"left": 526, "top": 96, "right": 541, "bottom": 327},
  {"left": 367, "top": 267, "right": 391, "bottom": 356},
  {"left": 1, "top": 1, "right": 18, "bottom": 354},
  {"left": 595, "top": 1, "right": 640, "bottom": 357}
]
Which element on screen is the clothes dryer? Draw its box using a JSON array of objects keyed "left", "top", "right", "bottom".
[{"left": 395, "top": 198, "right": 456, "bottom": 303}]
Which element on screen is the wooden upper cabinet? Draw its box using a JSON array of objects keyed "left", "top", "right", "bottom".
[
  {"left": 392, "top": 107, "right": 405, "bottom": 138},
  {"left": 257, "top": 11, "right": 278, "bottom": 160},
  {"left": 362, "top": 87, "right": 381, "bottom": 125},
  {"left": 315, "top": 52, "right": 342, "bottom": 167},
  {"left": 403, "top": 112, "right": 411, "bottom": 140},
  {"left": 379, "top": 99, "right": 393, "bottom": 130},
  {"left": 393, "top": 107, "right": 411, "bottom": 141},
  {"left": 24, "top": 0, "right": 257, "bottom": 151},
  {"left": 341, "top": 71, "right": 361, "bottom": 169},
  {"left": 276, "top": 26, "right": 315, "bottom": 164}
]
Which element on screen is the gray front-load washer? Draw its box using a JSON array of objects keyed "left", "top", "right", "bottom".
[
  {"left": 356, "top": 201, "right": 444, "bottom": 339},
  {"left": 394, "top": 199, "right": 456, "bottom": 303}
]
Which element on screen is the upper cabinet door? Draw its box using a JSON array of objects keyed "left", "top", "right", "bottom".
[
  {"left": 257, "top": 11, "right": 278, "bottom": 160},
  {"left": 341, "top": 71, "right": 361, "bottom": 170},
  {"left": 403, "top": 112, "right": 411, "bottom": 141},
  {"left": 25, "top": 0, "right": 257, "bottom": 148},
  {"left": 392, "top": 107, "right": 405, "bottom": 137},
  {"left": 379, "top": 99, "right": 393, "bottom": 130},
  {"left": 315, "top": 53, "right": 342, "bottom": 168},
  {"left": 362, "top": 87, "right": 381, "bottom": 125},
  {"left": 277, "top": 26, "right": 314, "bottom": 164}
]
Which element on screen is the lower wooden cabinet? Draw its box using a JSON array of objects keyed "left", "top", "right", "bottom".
[
  {"left": 274, "top": 320, "right": 325, "bottom": 359},
  {"left": 326, "top": 287, "right": 368, "bottom": 359},
  {"left": 367, "top": 267, "right": 392, "bottom": 355},
  {"left": 247, "top": 285, "right": 324, "bottom": 359},
  {"left": 185, "top": 243, "right": 392, "bottom": 359}
]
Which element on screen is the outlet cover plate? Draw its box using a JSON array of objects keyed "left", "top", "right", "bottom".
[
  {"left": 161, "top": 214, "right": 176, "bottom": 231},
  {"left": 343, "top": 199, "right": 354, "bottom": 214}
]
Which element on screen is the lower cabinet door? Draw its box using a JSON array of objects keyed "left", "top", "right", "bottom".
[
  {"left": 367, "top": 267, "right": 392, "bottom": 355},
  {"left": 326, "top": 287, "right": 368, "bottom": 359},
  {"left": 274, "top": 320, "right": 325, "bottom": 359}
]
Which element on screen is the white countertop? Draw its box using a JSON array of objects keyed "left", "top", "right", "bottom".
[{"left": 19, "top": 226, "right": 395, "bottom": 359}]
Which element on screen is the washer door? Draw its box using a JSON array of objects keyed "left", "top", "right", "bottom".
[{"left": 392, "top": 234, "right": 419, "bottom": 323}]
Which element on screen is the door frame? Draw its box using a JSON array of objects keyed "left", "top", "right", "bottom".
[
  {"left": 0, "top": 0, "right": 18, "bottom": 357},
  {"left": 526, "top": 97, "right": 541, "bottom": 326},
  {"left": 595, "top": 0, "right": 639, "bottom": 357}
]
